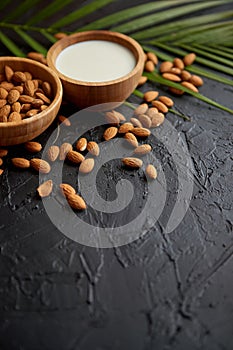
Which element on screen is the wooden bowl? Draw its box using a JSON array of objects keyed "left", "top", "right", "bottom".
[
  {"left": 47, "top": 30, "right": 145, "bottom": 109},
  {"left": 0, "top": 57, "right": 62, "bottom": 146}
]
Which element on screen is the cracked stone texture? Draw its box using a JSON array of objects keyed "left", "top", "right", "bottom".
[{"left": 0, "top": 1, "right": 233, "bottom": 350}]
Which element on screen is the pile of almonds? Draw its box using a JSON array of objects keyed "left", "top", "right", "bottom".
[{"left": 0, "top": 64, "right": 52, "bottom": 123}]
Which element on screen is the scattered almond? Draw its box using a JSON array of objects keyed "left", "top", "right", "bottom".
[
  {"left": 124, "top": 132, "right": 138, "bottom": 147},
  {"left": 47, "top": 145, "right": 60, "bottom": 162},
  {"left": 137, "top": 76, "right": 148, "bottom": 86},
  {"left": 79, "top": 158, "right": 95, "bottom": 174},
  {"left": 59, "top": 143, "right": 72, "bottom": 160},
  {"left": 118, "top": 122, "right": 134, "bottom": 134},
  {"left": 143, "top": 90, "right": 159, "bottom": 102},
  {"left": 67, "top": 193, "right": 86, "bottom": 210},
  {"left": 183, "top": 53, "right": 196, "bottom": 66},
  {"left": 58, "top": 115, "right": 71, "bottom": 126},
  {"left": 134, "top": 103, "right": 148, "bottom": 116},
  {"left": 147, "top": 52, "right": 158, "bottom": 65},
  {"left": 130, "top": 117, "right": 142, "bottom": 128},
  {"left": 0, "top": 158, "right": 3, "bottom": 166},
  {"left": 134, "top": 144, "right": 151, "bottom": 155},
  {"left": 189, "top": 75, "right": 203, "bottom": 87},
  {"left": 60, "top": 183, "right": 76, "bottom": 197},
  {"left": 0, "top": 169, "right": 3, "bottom": 176},
  {"left": 173, "top": 58, "right": 184, "bottom": 70},
  {"left": 37, "top": 180, "right": 53, "bottom": 197},
  {"left": 169, "top": 87, "right": 184, "bottom": 95},
  {"left": 27, "top": 52, "right": 45, "bottom": 62},
  {"left": 87, "top": 141, "right": 100, "bottom": 156},
  {"left": 146, "top": 107, "right": 158, "bottom": 119},
  {"left": 132, "top": 127, "right": 151, "bottom": 137},
  {"left": 105, "top": 110, "right": 120, "bottom": 125},
  {"left": 168, "top": 67, "right": 181, "bottom": 75},
  {"left": 112, "top": 110, "right": 126, "bottom": 122},
  {"left": 76, "top": 138, "right": 87, "bottom": 151},
  {"left": 138, "top": 114, "right": 152, "bottom": 129},
  {"left": 11, "top": 157, "right": 30, "bottom": 168},
  {"left": 30, "top": 158, "right": 51, "bottom": 173},
  {"left": 54, "top": 32, "right": 68, "bottom": 40},
  {"left": 151, "top": 100, "right": 168, "bottom": 113},
  {"left": 159, "top": 61, "right": 173, "bottom": 73},
  {"left": 67, "top": 150, "right": 85, "bottom": 164},
  {"left": 122, "top": 157, "right": 143, "bottom": 169},
  {"left": 103, "top": 126, "right": 118, "bottom": 141},
  {"left": 181, "top": 81, "right": 198, "bottom": 92},
  {"left": 162, "top": 73, "right": 181, "bottom": 82},
  {"left": 25, "top": 141, "right": 42, "bottom": 153},
  {"left": 180, "top": 70, "right": 191, "bottom": 81},
  {"left": 151, "top": 113, "right": 165, "bottom": 127},
  {"left": 146, "top": 164, "right": 157, "bottom": 179},
  {"left": 158, "top": 96, "right": 174, "bottom": 107},
  {"left": 144, "top": 60, "right": 155, "bottom": 72}
]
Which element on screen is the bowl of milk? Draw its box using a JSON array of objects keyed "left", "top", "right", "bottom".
[{"left": 47, "top": 30, "right": 145, "bottom": 109}]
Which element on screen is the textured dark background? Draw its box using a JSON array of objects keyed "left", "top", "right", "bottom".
[{"left": 0, "top": 1, "right": 233, "bottom": 350}]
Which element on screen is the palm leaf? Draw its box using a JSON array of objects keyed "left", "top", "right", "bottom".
[{"left": 0, "top": 0, "right": 232, "bottom": 115}]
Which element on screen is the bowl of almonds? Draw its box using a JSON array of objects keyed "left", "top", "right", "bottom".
[{"left": 0, "top": 56, "right": 62, "bottom": 146}]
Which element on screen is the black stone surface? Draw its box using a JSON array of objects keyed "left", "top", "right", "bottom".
[{"left": 0, "top": 1, "right": 233, "bottom": 350}]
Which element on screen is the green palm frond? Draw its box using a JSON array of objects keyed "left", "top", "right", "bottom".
[{"left": 0, "top": 0, "right": 232, "bottom": 114}]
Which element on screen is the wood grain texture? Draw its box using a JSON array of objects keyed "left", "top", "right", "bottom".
[
  {"left": 47, "top": 30, "right": 145, "bottom": 109},
  {"left": 0, "top": 57, "right": 62, "bottom": 146}
]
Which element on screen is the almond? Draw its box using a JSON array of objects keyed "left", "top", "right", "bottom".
[
  {"left": 180, "top": 70, "right": 192, "bottom": 81},
  {"left": 67, "top": 150, "right": 84, "bottom": 164},
  {"left": 30, "top": 158, "right": 51, "bottom": 174},
  {"left": 132, "top": 127, "right": 151, "bottom": 137},
  {"left": 8, "top": 112, "right": 21, "bottom": 122},
  {"left": 58, "top": 115, "right": 71, "bottom": 126},
  {"left": 144, "top": 60, "right": 155, "bottom": 72},
  {"left": 31, "top": 99, "right": 44, "bottom": 109},
  {"left": 59, "top": 143, "right": 72, "bottom": 160},
  {"left": 138, "top": 114, "right": 152, "bottom": 129},
  {"left": 79, "top": 158, "right": 95, "bottom": 174},
  {"left": 159, "top": 61, "right": 173, "bottom": 73},
  {"left": 181, "top": 81, "right": 198, "bottom": 93},
  {"left": 137, "top": 76, "right": 148, "bottom": 86},
  {"left": 13, "top": 85, "right": 24, "bottom": 94},
  {"left": 11, "top": 101, "right": 21, "bottom": 113},
  {"left": 0, "top": 81, "right": 14, "bottom": 91},
  {"left": 0, "top": 87, "right": 8, "bottom": 99},
  {"left": 158, "top": 96, "right": 174, "bottom": 107},
  {"left": 0, "top": 99, "right": 7, "bottom": 108},
  {"left": 105, "top": 110, "right": 120, "bottom": 125},
  {"left": 147, "top": 52, "right": 158, "bottom": 65},
  {"left": 169, "top": 87, "right": 184, "bottom": 95},
  {"left": 124, "top": 132, "right": 138, "bottom": 148},
  {"left": 87, "top": 141, "right": 100, "bottom": 156},
  {"left": 183, "top": 53, "right": 196, "bottom": 66},
  {"left": 19, "top": 95, "right": 34, "bottom": 104},
  {"left": 42, "top": 81, "right": 52, "bottom": 98},
  {"left": 143, "top": 90, "right": 159, "bottom": 102},
  {"left": 21, "top": 104, "right": 31, "bottom": 112},
  {"left": 146, "top": 164, "right": 157, "bottom": 179},
  {"left": 162, "top": 73, "right": 181, "bottom": 82},
  {"left": 134, "top": 103, "right": 148, "bottom": 116},
  {"left": 27, "top": 52, "right": 45, "bottom": 62},
  {"left": 130, "top": 117, "right": 142, "bottom": 128},
  {"left": 103, "top": 126, "right": 118, "bottom": 141},
  {"left": 0, "top": 169, "right": 3, "bottom": 176},
  {"left": 7, "top": 89, "right": 20, "bottom": 104},
  {"left": 60, "top": 183, "right": 76, "bottom": 197},
  {"left": 25, "top": 141, "right": 42, "bottom": 153},
  {"left": 11, "top": 157, "right": 30, "bottom": 168},
  {"left": 112, "top": 110, "right": 126, "bottom": 122},
  {"left": 67, "top": 193, "right": 86, "bottom": 210},
  {"left": 173, "top": 58, "right": 184, "bottom": 70},
  {"left": 24, "top": 80, "right": 35, "bottom": 97},
  {"left": 151, "top": 113, "right": 165, "bottom": 127},
  {"left": 188, "top": 75, "right": 203, "bottom": 87},
  {"left": 122, "top": 157, "right": 143, "bottom": 169},
  {"left": 0, "top": 158, "right": 2, "bottom": 166},
  {"left": 0, "top": 105, "right": 11, "bottom": 118},
  {"left": 151, "top": 100, "right": 168, "bottom": 113},
  {"left": 0, "top": 115, "right": 7, "bottom": 123},
  {"left": 47, "top": 145, "right": 60, "bottom": 162},
  {"left": 37, "top": 180, "right": 53, "bottom": 197},
  {"left": 76, "top": 137, "right": 87, "bottom": 151},
  {"left": 54, "top": 32, "right": 68, "bottom": 40},
  {"left": 134, "top": 144, "right": 151, "bottom": 155},
  {"left": 168, "top": 67, "right": 181, "bottom": 75},
  {"left": 118, "top": 122, "right": 134, "bottom": 134},
  {"left": 146, "top": 107, "right": 158, "bottom": 119},
  {"left": 24, "top": 71, "right": 33, "bottom": 80},
  {"left": 5, "top": 65, "right": 14, "bottom": 82},
  {"left": 12, "top": 71, "right": 26, "bottom": 83},
  {"left": 35, "top": 92, "right": 51, "bottom": 104}
]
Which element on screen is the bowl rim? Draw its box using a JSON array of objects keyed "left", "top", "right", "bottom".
[
  {"left": 47, "top": 30, "right": 145, "bottom": 86},
  {"left": 0, "top": 56, "right": 63, "bottom": 128}
]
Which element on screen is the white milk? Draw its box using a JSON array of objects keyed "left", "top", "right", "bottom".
[{"left": 55, "top": 40, "right": 136, "bottom": 82}]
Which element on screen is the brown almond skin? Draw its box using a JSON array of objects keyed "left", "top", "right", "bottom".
[
  {"left": 168, "top": 67, "right": 181, "bottom": 75},
  {"left": 103, "top": 126, "right": 118, "bottom": 141},
  {"left": 12, "top": 71, "right": 26, "bottom": 83},
  {"left": 42, "top": 81, "right": 52, "bottom": 98},
  {"left": 181, "top": 81, "right": 198, "bottom": 93},
  {"left": 30, "top": 158, "right": 51, "bottom": 174},
  {"left": 0, "top": 87, "right": 8, "bottom": 99},
  {"left": 0, "top": 169, "right": 4, "bottom": 175},
  {"left": 146, "top": 164, "right": 157, "bottom": 179},
  {"left": 27, "top": 52, "right": 45, "bottom": 62},
  {"left": 183, "top": 53, "right": 196, "bottom": 66},
  {"left": 13, "top": 85, "right": 24, "bottom": 94},
  {"left": 24, "top": 80, "right": 35, "bottom": 97},
  {"left": 7, "top": 89, "right": 20, "bottom": 104},
  {"left": 0, "top": 81, "right": 14, "bottom": 91},
  {"left": 58, "top": 115, "right": 71, "bottom": 126},
  {"left": 134, "top": 144, "right": 152, "bottom": 155},
  {"left": 122, "top": 157, "right": 143, "bottom": 169},
  {"left": 130, "top": 117, "right": 142, "bottom": 128},
  {"left": 31, "top": 99, "right": 44, "bottom": 109},
  {"left": 158, "top": 96, "right": 174, "bottom": 107},
  {"left": 60, "top": 183, "right": 76, "bottom": 197},
  {"left": 35, "top": 92, "right": 51, "bottom": 104},
  {"left": 151, "top": 100, "right": 168, "bottom": 113},
  {"left": 59, "top": 143, "right": 72, "bottom": 160},
  {"left": 151, "top": 113, "right": 165, "bottom": 127},
  {"left": 37, "top": 180, "right": 53, "bottom": 198},
  {"left": 0, "top": 149, "right": 8, "bottom": 157},
  {"left": 137, "top": 76, "right": 148, "bottom": 86},
  {"left": 21, "top": 103, "right": 31, "bottom": 112},
  {"left": 146, "top": 107, "right": 158, "bottom": 119},
  {"left": 8, "top": 112, "right": 21, "bottom": 122},
  {"left": 12, "top": 101, "right": 21, "bottom": 113},
  {"left": 144, "top": 60, "right": 155, "bottom": 72},
  {"left": 26, "top": 109, "right": 39, "bottom": 118},
  {"left": 180, "top": 70, "right": 191, "bottom": 81},
  {"left": 0, "top": 99, "right": 7, "bottom": 109},
  {"left": 5, "top": 65, "right": 14, "bottom": 82},
  {"left": 189, "top": 75, "right": 203, "bottom": 87},
  {"left": 124, "top": 132, "right": 138, "bottom": 148},
  {"left": 67, "top": 150, "right": 85, "bottom": 164},
  {"left": 159, "top": 61, "right": 173, "bottom": 73},
  {"left": 147, "top": 52, "right": 158, "bottom": 65},
  {"left": 24, "top": 71, "right": 33, "bottom": 80},
  {"left": 47, "top": 145, "right": 60, "bottom": 162},
  {"left": 67, "top": 193, "right": 86, "bottom": 210},
  {"left": 105, "top": 111, "right": 120, "bottom": 125},
  {"left": 0, "top": 158, "right": 2, "bottom": 166},
  {"left": 143, "top": 90, "right": 159, "bottom": 102},
  {"left": 25, "top": 141, "right": 42, "bottom": 153},
  {"left": 169, "top": 87, "right": 184, "bottom": 95},
  {"left": 19, "top": 95, "right": 34, "bottom": 104},
  {"left": 112, "top": 110, "right": 126, "bottom": 122},
  {"left": 162, "top": 73, "right": 181, "bottom": 82},
  {"left": 54, "top": 32, "right": 68, "bottom": 40},
  {"left": 0, "top": 105, "right": 11, "bottom": 121},
  {"left": 138, "top": 114, "right": 152, "bottom": 129},
  {"left": 87, "top": 141, "right": 99, "bottom": 156},
  {"left": 134, "top": 103, "right": 148, "bottom": 116},
  {"left": 132, "top": 127, "right": 151, "bottom": 137},
  {"left": 173, "top": 58, "right": 184, "bottom": 70},
  {"left": 118, "top": 122, "right": 134, "bottom": 134},
  {"left": 79, "top": 158, "right": 95, "bottom": 174},
  {"left": 76, "top": 138, "right": 87, "bottom": 152}
]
